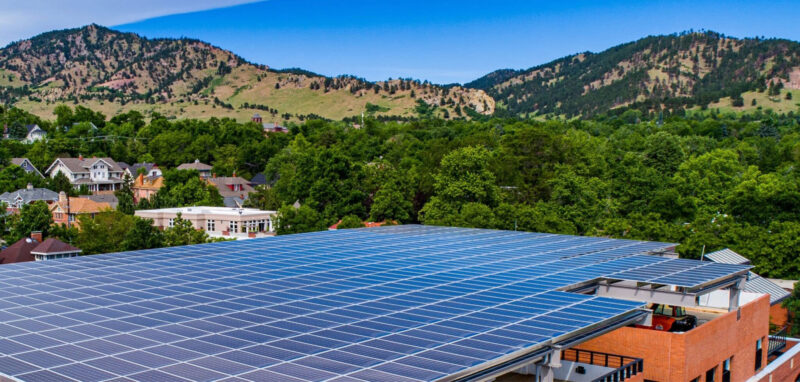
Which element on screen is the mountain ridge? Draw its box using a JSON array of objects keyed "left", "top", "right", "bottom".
[
  {"left": 466, "top": 31, "right": 800, "bottom": 117},
  {"left": 0, "top": 25, "right": 494, "bottom": 121}
]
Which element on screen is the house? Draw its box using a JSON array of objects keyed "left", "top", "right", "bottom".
[
  {"left": 263, "top": 122, "right": 289, "bottom": 134},
  {"left": 207, "top": 175, "right": 255, "bottom": 208},
  {"left": 249, "top": 172, "right": 268, "bottom": 187},
  {"left": 50, "top": 191, "right": 111, "bottom": 228},
  {"left": 22, "top": 124, "right": 46, "bottom": 143},
  {"left": 0, "top": 184, "right": 59, "bottom": 209},
  {"left": 0, "top": 232, "right": 81, "bottom": 263},
  {"left": 10, "top": 158, "right": 44, "bottom": 177},
  {"left": 251, "top": 113, "right": 263, "bottom": 123},
  {"left": 45, "top": 156, "right": 125, "bottom": 193},
  {"left": 135, "top": 206, "right": 277, "bottom": 239},
  {"left": 123, "top": 162, "right": 162, "bottom": 179},
  {"left": 131, "top": 173, "right": 164, "bottom": 202},
  {"left": 177, "top": 159, "right": 212, "bottom": 178}
]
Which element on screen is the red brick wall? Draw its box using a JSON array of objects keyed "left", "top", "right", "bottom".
[
  {"left": 771, "top": 303, "right": 789, "bottom": 329},
  {"left": 576, "top": 294, "right": 771, "bottom": 382},
  {"left": 753, "top": 340, "right": 800, "bottom": 382}
]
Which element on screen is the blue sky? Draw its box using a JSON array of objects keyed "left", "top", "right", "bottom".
[{"left": 5, "top": 1, "right": 800, "bottom": 84}]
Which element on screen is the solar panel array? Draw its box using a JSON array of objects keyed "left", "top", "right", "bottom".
[{"left": 0, "top": 225, "right": 750, "bottom": 382}]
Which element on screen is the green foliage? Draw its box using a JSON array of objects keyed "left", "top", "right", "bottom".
[
  {"left": 162, "top": 213, "right": 209, "bottom": 247},
  {"left": 115, "top": 174, "right": 135, "bottom": 215},
  {"left": 370, "top": 182, "right": 411, "bottom": 222},
  {"left": 76, "top": 211, "right": 135, "bottom": 255},
  {"left": 783, "top": 281, "right": 800, "bottom": 335},
  {"left": 276, "top": 204, "right": 328, "bottom": 235},
  {"left": 338, "top": 215, "right": 364, "bottom": 229},
  {"left": 150, "top": 169, "right": 223, "bottom": 208},
  {"left": 8, "top": 201, "right": 53, "bottom": 242}
]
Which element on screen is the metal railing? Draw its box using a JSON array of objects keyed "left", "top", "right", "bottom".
[
  {"left": 561, "top": 348, "right": 644, "bottom": 382},
  {"left": 768, "top": 326, "right": 788, "bottom": 356}
]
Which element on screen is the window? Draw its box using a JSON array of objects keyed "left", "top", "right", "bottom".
[
  {"left": 207, "top": 220, "right": 216, "bottom": 231},
  {"left": 706, "top": 366, "right": 715, "bottom": 382},
  {"left": 722, "top": 357, "right": 731, "bottom": 382},
  {"left": 690, "top": 377, "right": 700, "bottom": 382},
  {"left": 229, "top": 221, "right": 238, "bottom": 233},
  {"left": 168, "top": 218, "right": 175, "bottom": 228},
  {"left": 755, "top": 338, "right": 763, "bottom": 370}
]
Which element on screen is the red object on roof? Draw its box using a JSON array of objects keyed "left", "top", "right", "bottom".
[{"left": 0, "top": 238, "right": 39, "bottom": 264}]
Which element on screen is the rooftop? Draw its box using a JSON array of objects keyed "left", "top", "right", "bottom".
[
  {"left": 0, "top": 226, "right": 749, "bottom": 381},
  {"left": 136, "top": 206, "right": 276, "bottom": 216}
]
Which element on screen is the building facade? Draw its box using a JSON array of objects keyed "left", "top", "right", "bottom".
[
  {"left": 0, "top": 184, "right": 59, "bottom": 209},
  {"left": 50, "top": 191, "right": 111, "bottom": 228},
  {"left": 45, "top": 156, "right": 125, "bottom": 193},
  {"left": 176, "top": 159, "right": 213, "bottom": 178},
  {"left": 10, "top": 158, "right": 44, "bottom": 177},
  {"left": 135, "top": 206, "right": 277, "bottom": 239},
  {"left": 131, "top": 173, "right": 164, "bottom": 203}
]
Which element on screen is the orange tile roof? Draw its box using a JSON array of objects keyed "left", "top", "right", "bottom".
[
  {"left": 133, "top": 174, "right": 164, "bottom": 190},
  {"left": 51, "top": 197, "right": 111, "bottom": 214}
]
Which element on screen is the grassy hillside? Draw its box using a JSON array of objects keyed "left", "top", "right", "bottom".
[{"left": 0, "top": 25, "right": 493, "bottom": 122}]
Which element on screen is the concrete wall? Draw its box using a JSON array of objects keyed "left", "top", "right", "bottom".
[{"left": 576, "top": 294, "right": 771, "bottom": 381}]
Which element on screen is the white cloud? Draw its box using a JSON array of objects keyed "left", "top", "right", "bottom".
[{"left": 0, "top": 0, "right": 262, "bottom": 46}]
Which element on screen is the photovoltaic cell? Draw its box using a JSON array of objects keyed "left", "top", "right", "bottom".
[{"left": 0, "top": 225, "right": 749, "bottom": 381}]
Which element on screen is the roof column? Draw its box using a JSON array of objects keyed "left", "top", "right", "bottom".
[{"left": 729, "top": 276, "right": 746, "bottom": 312}]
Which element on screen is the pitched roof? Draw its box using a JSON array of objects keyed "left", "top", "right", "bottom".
[
  {"left": 704, "top": 248, "right": 790, "bottom": 305},
  {"left": 79, "top": 194, "right": 119, "bottom": 209},
  {"left": 249, "top": 173, "right": 267, "bottom": 186},
  {"left": 0, "top": 238, "right": 39, "bottom": 264},
  {"left": 30, "top": 238, "right": 81, "bottom": 255},
  {"left": 133, "top": 174, "right": 164, "bottom": 190},
  {"left": 51, "top": 197, "right": 111, "bottom": 214},
  {"left": 11, "top": 158, "right": 44, "bottom": 177},
  {"left": 0, "top": 187, "right": 59, "bottom": 205},
  {"left": 128, "top": 162, "right": 158, "bottom": 175},
  {"left": 704, "top": 248, "right": 750, "bottom": 265},
  {"left": 207, "top": 176, "right": 255, "bottom": 197},
  {"left": 176, "top": 159, "right": 212, "bottom": 171},
  {"left": 46, "top": 157, "right": 123, "bottom": 174}
]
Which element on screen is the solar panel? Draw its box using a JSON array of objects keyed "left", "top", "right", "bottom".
[{"left": 0, "top": 225, "right": 749, "bottom": 381}]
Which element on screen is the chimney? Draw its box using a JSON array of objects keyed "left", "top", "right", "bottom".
[
  {"left": 137, "top": 173, "right": 144, "bottom": 184},
  {"left": 30, "top": 231, "right": 42, "bottom": 243},
  {"left": 59, "top": 191, "right": 68, "bottom": 203},
  {"left": 78, "top": 154, "right": 83, "bottom": 161},
  {"left": 26, "top": 183, "right": 33, "bottom": 190},
  {"left": 232, "top": 170, "right": 236, "bottom": 178},
  {"left": 212, "top": 173, "right": 217, "bottom": 178}
]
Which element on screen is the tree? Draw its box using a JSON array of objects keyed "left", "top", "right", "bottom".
[
  {"left": 163, "top": 213, "right": 208, "bottom": 247},
  {"left": 783, "top": 282, "right": 800, "bottom": 336},
  {"left": 153, "top": 169, "right": 223, "bottom": 208},
  {"left": 48, "top": 172, "right": 74, "bottom": 195},
  {"left": 643, "top": 131, "right": 684, "bottom": 175},
  {"left": 8, "top": 201, "right": 53, "bottom": 242},
  {"left": 244, "top": 186, "right": 281, "bottom": 211},
  {"left": 370, "top": 183, "right": 411, "bottom": 222},
  {"left": 121, "top": 217, "right": 164, "bottom": 250},
  {"left": 115, "top": 173, "right": 135, "bottom": 215},
  {"left": 787, "top": 92, "right": 793, "bottom": 101},
  {"left": 276, "top": 204, "right": 327, "bottom": 235},
  {"left": 75, "top": 211, "right": 134, "bottom": 255},
  {"left": 337, "top": 215, "right": 364, "bottom": 229},
  {"left": 419, "top": 146, "right": 499, "bottom": 225}
]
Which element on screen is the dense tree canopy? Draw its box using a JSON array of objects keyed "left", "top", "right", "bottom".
[{"left": 1, "top": 104, "right": 800, "bottom": 281}]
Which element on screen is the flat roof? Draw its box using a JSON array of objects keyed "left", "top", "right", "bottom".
[
  {"left": 0, "top": 225, "right": 749, "bottom": 381},
  {"left": 135, "top": 206, "right": 276, "bottom": 217}
]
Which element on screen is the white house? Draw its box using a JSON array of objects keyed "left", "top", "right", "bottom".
[
  {"left": 45, "top": 156, "right": 125, "bottom": 193},
  {"left": 22, "top": 124, "right": 46, "bottom": 143},
  {"left": 135, "top": 206, "right": 277, "bottom": 239}
]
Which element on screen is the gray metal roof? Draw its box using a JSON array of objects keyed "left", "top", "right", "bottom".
[
  {"left": 704, "top": 248, "right": 750, "bottom": 265},
  {"left": 704, "top": 248, "right": 790, "bottom": 305},
  {"left": 747, "top": 272, "right": 791, "bottom": 305}
]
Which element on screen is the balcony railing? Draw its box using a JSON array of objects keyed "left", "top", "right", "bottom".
[
  {"left": 562, "top": 348, "right": 644, "bottom": 382},
  {"left": 769, "top": 326, "right": 788, "bottom": 356}
]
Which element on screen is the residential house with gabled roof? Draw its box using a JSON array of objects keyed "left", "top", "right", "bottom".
[
  {"left": 207, "top": 175, "right": 255, "bottom": 208},
  {"left": 22, "top": 124, "right": 46, "bottom": 143},
  {"left": 132, "top": 173, "right": 164, "bottom": 203},
  {"left": 10, "top": 158, "right": 44, "bottom": 177},
  {"left": 50, "top": 191, "right": 111, "bottom": 228},
  {"left": 0, "top": 184, "right": 59, "bottom": 209},
  {"left": 177, "top": 159, "right": 212, "bottom": 178},
  {"left": 124, "top": 162, "right": 162, "bottom": 179},
  {"left": 0, "top": 232, "right": 81, "bottom": 263},
  {"left": 44, "top": 156, "right": 125, "bottom": 193}
]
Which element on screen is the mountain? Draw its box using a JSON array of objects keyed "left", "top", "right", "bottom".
[
  {"left": 0, "top": 25, "right": 494, "bottom": 121},
  {"left": 466, "top": 31, "right": 800, "bottom": 117}
]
